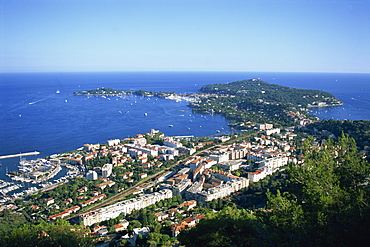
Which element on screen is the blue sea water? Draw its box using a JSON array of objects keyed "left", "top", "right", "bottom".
[{"left": 0, "top": 71, "right": 369, "bottom": 182}]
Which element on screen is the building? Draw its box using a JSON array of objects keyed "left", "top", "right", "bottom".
[
  {"left": 195, "top": 177, "right": 249, "bottom": 202},
  {"left": 86, "top": 170, "right": 98, "bottom": 180},
  {"left": 220, "top": 160, "right": 244, "bottom": 172},
  {"left": 266, "top": 128, "right": 281, "bottom": 136},
  {"left": 163, "top": 137, "right": 183, "bottom": 148},
  {"left": 248, "top": 169, "right": 266, "bottom": 182},
  {"left": 208, "top": 153, "right": 229, "bottom": 163},
  {"left": 45, "top": 198, "right": 55, "bottom": 206},
  {"left": 258, "top": 123, "right": 273, "bottom": 130},
  {"left": 214, "top": 136, "right": 231, "bottom": 142},
  {"left": 78, "top": 189, "right": 173, "bottom": 226},
  {"left": 101, "top": 163, "right": 113, "bottom": 178},
  {"left": 113, "top": 220, "right": 129, "bottom": 232},
  {"left": 84, "top": 144, "right": 100, "bottom": 152},
  {"left": 107, "top": 139, "right": 120, "bottom": 146}
]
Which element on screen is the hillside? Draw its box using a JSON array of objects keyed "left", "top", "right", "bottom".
[{"left": 199, "top": 79, "right": 342, "bottom": 107}]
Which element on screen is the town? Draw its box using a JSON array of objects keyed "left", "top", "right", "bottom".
[{"left": 0, "top": 122, "right": 304, "bottom": 246}]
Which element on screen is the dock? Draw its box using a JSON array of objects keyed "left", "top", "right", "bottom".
[{"left": 0, "top": 151, "right": 40, "bottom": 160}]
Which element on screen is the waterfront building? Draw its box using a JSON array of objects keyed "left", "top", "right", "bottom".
[
  {"left": 107, "top": 139, "right": 120, "bottom": 146},
  {"left": 214, "top": 136, "right": 231, "bottom": 142},
  {"left": 84, "top": 144, "right": 100, "bottom": 152},
  {"left": 132, "top": 136, "right": 147, "bottom": 146}
]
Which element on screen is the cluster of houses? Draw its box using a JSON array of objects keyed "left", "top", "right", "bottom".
[
  {"left": 90, "top": 199, "right": 204, "bottom": 242},
  {"left": 45, "top": 127, "right": 299, "bottom": 239}
]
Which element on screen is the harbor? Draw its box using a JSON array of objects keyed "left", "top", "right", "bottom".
[{"left": 7, "top": 158, "right": 62, "bottom": 184}]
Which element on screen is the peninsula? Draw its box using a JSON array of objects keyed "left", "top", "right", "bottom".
[{"left": 73, "top": 79, "right": 343, "bottom": 128}]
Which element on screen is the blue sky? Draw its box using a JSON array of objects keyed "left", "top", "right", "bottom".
[{"left": 0, "top": 0, "right": 369, "bottom": 73}]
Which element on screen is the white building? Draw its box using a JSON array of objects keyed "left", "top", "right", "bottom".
[
  {"left": 107, "top": 139, "right": 120, "bottom": 146},
  {"left": 208, "top": 153, "right": 229, "bottom": 163},
  {"left": 214, "top": 136, "right": 231, "bottom": 142},
  {"left": 164, "top": 137, "right": 183, "bottom": 148},
  {"left": 258, "top": 123, "right": 273, "bottom": 130},
  {"left": 86, "top": 170, "right": 98, "bottom": 180},
  {"left": 247, "top": 169, "right": 266, "bottom": 182},
  {"left": 192, "top": 177, "right": 249, "bottom": 202},
  {"left": 78, "top": 189, "right": 173, "bottom": 226},
  {"left": 101, "top": 163, "right": 113, "bottom": 178},
  {"left": 220, "top": 160, "right": 244, "bottom": 171},
  {"left": 256, "top": 156, "right": 289, "bottom": 171},
  {"left": 266, "top": 128, "right": 281, "bottom": 136}
]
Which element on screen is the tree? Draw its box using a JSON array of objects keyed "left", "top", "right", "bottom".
[
  {"left": 265, "top": 134, "right": 370, "bottom": 246},
  {"left": 180, "top": 134, "right": 370, "bottom": 247},
  {"left": 178, "top": 207, "right": 263, "bottom": 247},
  {"left": 0, "top": 219, "right": 95, "bottom": 247}
]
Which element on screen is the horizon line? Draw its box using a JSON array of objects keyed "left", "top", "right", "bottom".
[{"left": 1, "top": 70, "right": 369, "bottom": 74}]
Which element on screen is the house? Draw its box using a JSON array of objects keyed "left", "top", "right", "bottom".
[
  {"left": 182, "top": 216, "right": 197, "bottom": 227},
  {"left": 154, "top": 212, "right": 169, "bottom": 221},
  {"left": 45, "top": 198, "right": 54, "bottom": 206},
  {"left": 113, "top": 223, "right": 127, "bottom": 232},
  {"left": 108, "top": 139, "right": 120, "bottom": 146},
  {"left": 171, "top": 222, "right": 188, "bottom": 237},
  {"left": 178, "top": 200, "right": 197, "bottom": 211},
  {"left": 63, "top": 200, "right": 71, "bottom": 206},
  {"left": 96, "top": 181, "right": 116, "bottom": 190},
  {"left": 90, "top": 191, "right": 100, "bottom": 196},
  {"left": 77, "top": 186, "right": 88, "bottom": 193},
  {"left": 84, "top": 143, "right": 100, "bottom": 152}
]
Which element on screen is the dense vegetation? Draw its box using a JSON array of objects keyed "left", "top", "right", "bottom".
[
  {"left": 231, "top": 172, "right": 289, "bottom": 210},
  {"left": 73, "top": 87, "right": 126, "bottom": 95},
  {"left": 304, "top": 119, "right": 370, "bottom": 148},
  {"left": 189, "top": 79, "right": 343, "bottom": 127},
  {"left": 179, "top": 134, "right": 370, "bottom": 246},
  {"left": 0, "top": 220, "right": 95, "bottom": 247},
  {"left": 199, "top": 79, "right": 341, "bottom": 107}
]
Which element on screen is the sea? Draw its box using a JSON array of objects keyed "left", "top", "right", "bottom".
[{"left": 0, "top": 71, "right": 369, "bottom": 185}]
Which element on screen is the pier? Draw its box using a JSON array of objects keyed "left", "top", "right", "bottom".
[{"left": 0, "top": 151, "right": 40, "bottom": 160}]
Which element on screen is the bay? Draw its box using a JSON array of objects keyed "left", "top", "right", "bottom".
[{"left": 0, "top": 71, "right": 369, "bottom": 183}]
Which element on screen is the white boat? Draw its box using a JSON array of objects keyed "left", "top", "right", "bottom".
[{"left": 168, "top": 125, "right": 173, "bottom": 127}]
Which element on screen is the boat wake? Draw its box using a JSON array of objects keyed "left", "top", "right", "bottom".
[{"left": 28, "top": 95, "right": 54, "bottom": 105}]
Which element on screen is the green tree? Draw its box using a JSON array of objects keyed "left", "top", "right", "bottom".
[
  {"left": 180, "top": 134, "right": 370, "bottom": 247},
  {"left": 265, "top": 134, "right": 370, "bottom": 246},
  {"left": 179, "top": 207, "right": 263, "bottom": 247},
  {"left": 0, "top": 219, "right": 95, "bottom": 247}
]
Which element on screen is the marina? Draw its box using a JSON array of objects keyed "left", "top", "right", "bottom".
[{"left": 7, "top": 158, "right": 62, "bottom": 184}]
